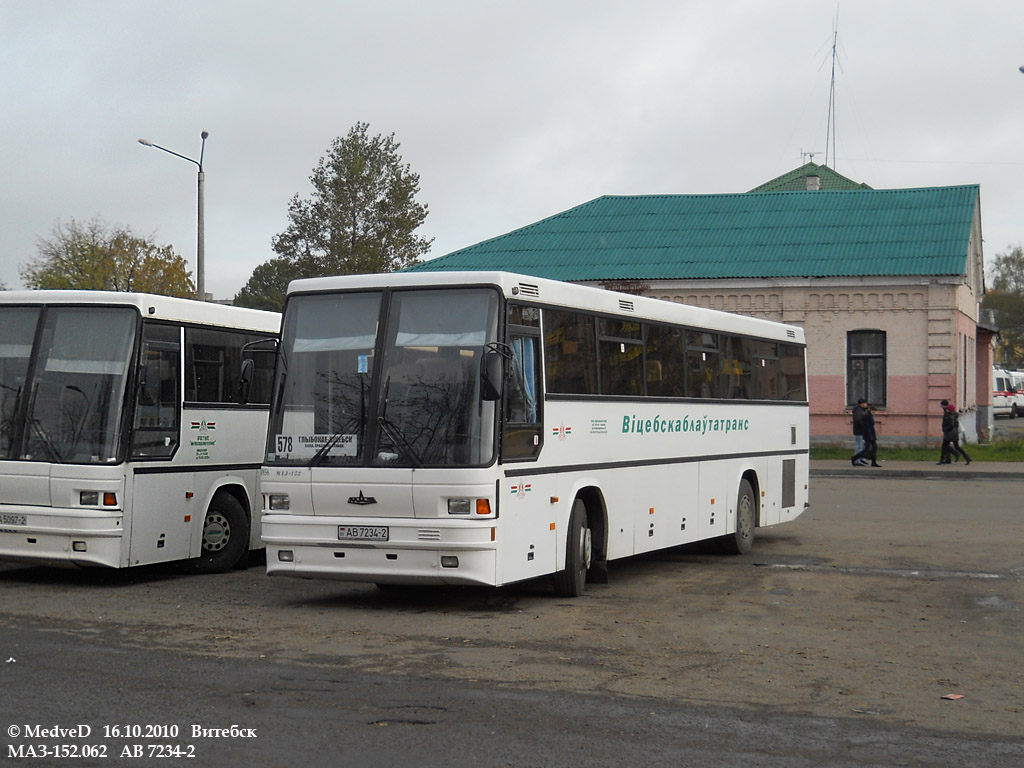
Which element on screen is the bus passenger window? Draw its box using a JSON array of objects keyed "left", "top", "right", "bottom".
[{"left": 544, "top": 310, "right": 597, "bottom": 394}]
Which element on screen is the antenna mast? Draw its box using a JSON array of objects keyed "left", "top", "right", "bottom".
[{"left": 824, "top": 16, "right": 838, "bottom": 168}]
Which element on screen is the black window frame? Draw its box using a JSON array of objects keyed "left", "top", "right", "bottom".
[{"left": 847, "top": 330, "right": 886, "bottom": 408}]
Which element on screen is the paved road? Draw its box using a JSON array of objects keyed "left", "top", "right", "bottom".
[
  {"left": 3, "top": 621, "right": 1017, "bottom": 768},
  {"left": 1, "top": 474, "right": 1022, "bottom": 767}
]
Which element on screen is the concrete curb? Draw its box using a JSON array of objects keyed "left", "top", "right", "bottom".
[{"left": 811, "top": 460, "right": 1024, "bottom": 481}]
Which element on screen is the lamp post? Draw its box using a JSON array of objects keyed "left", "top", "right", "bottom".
[{"left": 138, "top": 131, "right": 209, "bottom": 301}]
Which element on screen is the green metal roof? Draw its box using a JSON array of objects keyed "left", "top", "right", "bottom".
[
  {"left": 407, "top": 185, "right": 979, "bottom": 281},
  {"left": 750, "top": 161, "right": 873, "bottom": 192}
]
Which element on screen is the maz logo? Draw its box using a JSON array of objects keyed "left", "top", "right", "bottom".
[{"left": 347, "top": 491, "right": 377, "bottom": 505}]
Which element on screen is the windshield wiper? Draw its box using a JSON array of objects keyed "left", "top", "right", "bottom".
[
  {"left": 307, "top": 419, "right": 357, "bottom": 468},
  {"left": 28, "top": 418, "right": 63, "bottom": 462},
  {"left": 376, "top": 375, "right": 422, "bottom": 467},
  {"left": 376, "top": 414, "right": 422, "bottom": 467}
]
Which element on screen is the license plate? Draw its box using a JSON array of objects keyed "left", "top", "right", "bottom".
[
  {"left": 1, "top": 514, "right": 27, "bottom": 526},
  {"left": 338, "top": 525, "right": 388, "bottom": 542}
]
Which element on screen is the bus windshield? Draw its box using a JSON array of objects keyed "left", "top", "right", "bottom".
[
  {"left": 267, "top": 287, "right": 500, "bottom": 468},
  {"left": 0, "top": 306, "right": 137, "bottom": 464}
]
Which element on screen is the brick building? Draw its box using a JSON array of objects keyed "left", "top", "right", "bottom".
[{"left": 409, "top": 168, "right": 989, "bottom": 445}]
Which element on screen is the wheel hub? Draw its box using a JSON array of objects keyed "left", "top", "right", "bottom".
[{"left": 202, "top": 513, "right": 231, "bottom": 552}]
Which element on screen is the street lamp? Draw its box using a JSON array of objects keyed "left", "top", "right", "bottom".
[{"left": 138, "top": 131, "right": 209, "bottom": 301}]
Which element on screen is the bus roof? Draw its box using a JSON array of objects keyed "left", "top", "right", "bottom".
[
  {"left": 286, "top": 270, "right": 805, "bottom": 345},
  {"left": 0, "top": 290, "right": 280, "bottom": 334}
]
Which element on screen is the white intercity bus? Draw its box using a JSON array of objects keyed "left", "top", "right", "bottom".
[
  {"left": 261, "top": 271, "right": 809, "bottom": 596},
  {"left": 0, "top": 291, "right": 279, "bottom": 571}
]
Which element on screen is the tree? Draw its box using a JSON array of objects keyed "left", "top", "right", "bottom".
[
  {"left": 982, "top": 244, "right": 1024, "bottom": 366},
  {"left": 21, "top": 217, "right": 194, "bottom": 297},
  {"left": 234, "top": 123, "right": 432, "bottom": 311},
  {"left": 232, "top": 257, "right": 303, "bottom": 312}
]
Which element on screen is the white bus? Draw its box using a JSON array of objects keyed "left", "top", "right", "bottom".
[
  {"left": 261, "top": 272, "right": 809, "bottom": 596},
  {"left": 0, "top": 291, "right": 279, "bottom": 572}
]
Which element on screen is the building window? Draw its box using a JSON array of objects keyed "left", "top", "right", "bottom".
[{"left": 847, "top": 330, "right": 886, "bottom": 407}]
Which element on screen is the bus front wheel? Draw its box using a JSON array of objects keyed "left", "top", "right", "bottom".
[
  {"left": 193, "top": 493, "right": 249, "bottom": 574},
  {"left": 721, "top": 478, "right": 756, "bottom": 555},
  {"left": 553, "top": 499, "right": 591, "bottom": 597}
]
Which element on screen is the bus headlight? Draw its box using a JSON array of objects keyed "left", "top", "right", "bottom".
[
  {"left": 448, "top": 498, "right": 471, "bottom": 515},
  {"left": 268, "top": 494, "right": 291, "bottom": 511},
  {"left": 448, "top": 498, "right": 492, "bottom": 516}
]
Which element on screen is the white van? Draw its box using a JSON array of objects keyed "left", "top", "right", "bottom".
[
  {"left": 993, "top": 367, "right": 1017, "bottom": 418},
  {"left": 1011, "top": 371, "right": 1024, "bottom": 417}
]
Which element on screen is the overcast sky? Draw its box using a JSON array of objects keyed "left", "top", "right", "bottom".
[{"left": 3, "top": 1, "right": 1023, "bottom": 299}]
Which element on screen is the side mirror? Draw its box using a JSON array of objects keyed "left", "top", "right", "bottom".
[
  {"left": 238, "top": 358, "right": 255, "bottom": 405},
  {"left": 481, "top": 350, "right": 504, "bottom": 401}
]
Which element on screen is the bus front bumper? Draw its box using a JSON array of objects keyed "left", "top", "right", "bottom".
[
  {"left": 261, "top": 513, "right": 499, "bottom": 586},
  {"left": 0, "top": 506, "right": 124, "bottom": 568}
]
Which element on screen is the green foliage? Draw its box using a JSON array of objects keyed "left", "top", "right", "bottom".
[
  {"left": 236, "top": 123, "right": 432, "bottom": 312},
  {"left": 20, "top": 217, "right": 194, "bottom": 297},
  {"left": 811, "top": 440, "right": 1024, "bottom": 462},
  {"left": 233, "top": 257, "right": 303, "bottom": 311},
  {"left": 982, "top": 244, "right": 1024, "bottom": 366}
]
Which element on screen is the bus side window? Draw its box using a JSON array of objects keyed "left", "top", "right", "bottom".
[
  {"left": 131, "top": 324, "right": 180, "bottom": 459},
  {"left": 504, "top": 334, "right": 542, "bottom": 460}
]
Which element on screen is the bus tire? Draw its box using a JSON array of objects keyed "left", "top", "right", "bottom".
[
  {"left": 193, "top": 493, "right": 249, "bottom": 574},
  {"left": 721, "top": 478, "right": 755, "bottom": 556},
  {"left": 553, "top": 499, "right": 591, "bottom": 597}
]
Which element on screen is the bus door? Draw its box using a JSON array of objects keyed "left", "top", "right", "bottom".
[
  {"left": 128, "top": 322, "right": 192, "bottom": 565},
  {"left": 0, "top": 306, "right": 50, "bottom": 507},
  {"left": 496, "top": 330, "right": 554, "bottom": 583}
]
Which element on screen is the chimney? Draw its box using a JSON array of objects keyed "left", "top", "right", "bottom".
[{"left": 805, "top": 175, "right": 822, "bottom": 191}]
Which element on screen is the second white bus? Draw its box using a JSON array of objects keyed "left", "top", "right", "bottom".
[
  {"left": 0, "top": 291, "right": 279, "bottom": 571},
  {"left": 260, "top": 271, "right": 809, "bottom": 596}
]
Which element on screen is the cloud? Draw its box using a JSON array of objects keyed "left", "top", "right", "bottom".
[{"left": 3, "top": 0, "right": 1023, "bottom": 296}]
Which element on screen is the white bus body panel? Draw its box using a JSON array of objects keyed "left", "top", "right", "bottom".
[
  {"left": 0, "top": 406, "right": 268, "bottom": 568},
  {"left": 0, "top": 291, "right": 279, "bottom": 569},
  {"left": 264, "top": 401, "right": 808, "bottom": 587},
  {"left": 126, "top": 406, "right": 267, "bottom": 567},
  {"left": 0, "top": 463, "right": 127, "bottom": 567},
  {"left": 262, "top": 271, "right": 808, "bottom": 588}
]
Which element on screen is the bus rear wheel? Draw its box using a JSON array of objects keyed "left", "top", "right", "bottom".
[
  {"left": 721, "top": 478, "right": 755, "bottom": 555},
  {"left": 193, "top": 493, "right": 249, "bottom": 574},
  {"left": 553, "top": 499, "right": 591, "bottom": 597}
]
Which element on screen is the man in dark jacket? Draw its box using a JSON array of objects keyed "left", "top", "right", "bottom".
[
  {"left": 937, "top": 399, "right": 950, "bottom": 463},
  {"left": 851, "top": 403, "right": 880, "bottom": 467},
  {"left": 938, "top": 403, "right": 971, "bottom": 465},
  {"left": 851, "top": 398, "right": 869, "bottom": 466}
]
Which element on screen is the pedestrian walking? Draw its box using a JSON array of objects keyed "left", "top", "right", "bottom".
[
  {"left": 851, "top": 398, "right": 870, "bottom": 466},
  {"left": 851, "top": 403, "right": 881, "bottom": 467},
  {"left": 938, "top": 403, "right": 971, "bottom": 465},
  {"left": 937, "top": 399, "right": 950, "bottom": 464}
]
